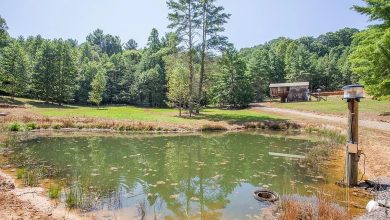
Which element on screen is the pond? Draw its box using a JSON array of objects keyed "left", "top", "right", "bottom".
[{"left": 3, "top": 131, "right": 354, "bottom": 219}]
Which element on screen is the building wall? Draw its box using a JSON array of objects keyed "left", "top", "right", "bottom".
[{"left": 286, "top": 86, "right": 309, "bottom": 102}]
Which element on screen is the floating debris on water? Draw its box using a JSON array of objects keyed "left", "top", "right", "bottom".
[{"left": 170, "top": 194, "right": 179, "bottom": 199}]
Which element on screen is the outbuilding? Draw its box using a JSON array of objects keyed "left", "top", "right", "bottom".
[{"left": 269, "top": 82, "right": 309, "bottom": 103}]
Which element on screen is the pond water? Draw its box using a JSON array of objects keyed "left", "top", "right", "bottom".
[{"left": 5, "top": 131, "right": 345, "bottom": 219}]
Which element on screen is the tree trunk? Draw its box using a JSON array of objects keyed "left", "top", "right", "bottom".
[
  {"left": 179, "top": 103, "right": 182, "bottom": 117},
  {"left": 187, "top": 3, "right": 194, "bottom": 117},
  {"left": 197, "top": 2, "right": 207, "bottom": 114}
]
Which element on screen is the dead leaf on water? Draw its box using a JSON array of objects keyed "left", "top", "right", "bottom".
[{"left": 170, "top": 194, "right": 179, "bottom": 199}]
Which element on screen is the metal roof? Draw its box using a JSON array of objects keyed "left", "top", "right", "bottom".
[{"left": 269, "top": 82, "right": 309, "bottom": 88}]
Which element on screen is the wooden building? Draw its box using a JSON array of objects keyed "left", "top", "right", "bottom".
[{"left": 269, "top": 82, "right": 309, "bottom": 103}]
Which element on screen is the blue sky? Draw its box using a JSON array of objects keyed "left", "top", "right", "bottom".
[{"left": 0, "top": 0, "right": 370, "bottom": 49}]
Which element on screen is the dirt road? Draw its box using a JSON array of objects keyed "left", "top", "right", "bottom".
[{"left": 252, "top": 104, "right": 390, "bottom": 132}]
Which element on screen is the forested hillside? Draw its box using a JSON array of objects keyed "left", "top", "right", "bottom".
[{"left": 0, "top": 0, "right": 388, "bottom": 113}]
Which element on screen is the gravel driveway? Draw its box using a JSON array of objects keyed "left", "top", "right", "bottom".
[{"left": 252, "top": 105, "right": 390, "bottom": 132}]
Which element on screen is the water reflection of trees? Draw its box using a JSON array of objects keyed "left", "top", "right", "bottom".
[{"left": 9, "top": 133, "right": 314, "bottom": 219}]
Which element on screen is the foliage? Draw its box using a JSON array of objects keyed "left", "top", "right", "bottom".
[
  {"left": 48, "top": 185, "right": 61, "bottom": 199},
  {"left": 16, "top": 168, "right": 27, "bottom": 179},
  {"left": 352, "top": 0, "right": 390, "bottom": 28},
  {"left": 0, "top": 2, "right": 387, "bottom": 106},
  {"left": 33, "top": 39, "right": 78, "bottom": 105},
  {"left": 349, "top": 28, "right": 390, "bottom": 98},
  {"left": 26, "top": 122, "right": 38, "bottom": 130},
  {"left": 0, "top": 41, "right": 30, "bottom": 97},
  {"left": 124, "top": 39, "right": 138, "bottom": 50},
  {"left": 165, "top": 53, "right": 189, "bottom": 116},
  {"left": 167, "top": 0, "right": 201, "bottom": 115},
  {"left": 348, "top": 1, "right": 390, "bottom": 98},
  {"left": 197, "top": 0, "right": 230, "bottom": 107},
  {"left": 88, "top": 65, "right": 107, "bottom": 107},
  {"left": 242, "top": 28, "right": 359, "bottom": 93},
  {"left": 86, "top": 29, "right": 122, "bottom": 56},
  {"left": 8, "top": 122, "right": 22, "bottom": 131},
  {"left": 211, "top": 46, "right": 253, "bottom": 107},
  {"left": 0, "top": 15, "right": 10, "bottom": 50}
]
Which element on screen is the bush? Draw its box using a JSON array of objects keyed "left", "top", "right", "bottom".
[
  {"left": 48, "top": 185, "right": 61, "bottom": 199},
  {"left": 16, "top": 168, "right": 26, "bottom": 179},
  {"left": 26, "top": 122, "right": 38, "bottom": 131},
  {"left": 52, "top": 123, "right": 62, "bottom": 129},
  {"left": 279, "top": 195, "right": 348, "bottom": 220},
  {"left": 65, "top": 187, "right": 83, "bottom": 208},
  {"left": 200, "top": 124, "right": 228, "bottom": 131},
  {"left": 8, "top": 122, "right": 22, "bottom": 131},
  {"left": 23, "top": 170, "right": 39, "bottom": 187}
]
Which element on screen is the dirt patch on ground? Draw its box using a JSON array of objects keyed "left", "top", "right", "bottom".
[{"left": 0, "top": 171, "right": 80, "bottom": 220}]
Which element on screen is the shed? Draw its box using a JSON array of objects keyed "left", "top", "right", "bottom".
[{"left": 269, "top": 82, "right": 309, "bottom": 103}]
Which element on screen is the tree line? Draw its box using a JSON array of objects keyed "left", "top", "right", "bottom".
[{"left": 0, "top": 0, "right": 388, "bottom": 114}]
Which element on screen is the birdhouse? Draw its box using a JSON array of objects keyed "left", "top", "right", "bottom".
[{"left": 342, "top": 84, "right": 364, "bottom": 100}]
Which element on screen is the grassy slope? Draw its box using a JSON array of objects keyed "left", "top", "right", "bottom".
[
  {"left": 271, "top": 96, "right": 390, "bottom": 114},
  {"left": 2, "top": 97, "right": 280, "bottom": 124}
]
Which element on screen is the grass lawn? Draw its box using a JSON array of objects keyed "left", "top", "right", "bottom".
[
  {"left": 1, "top": 96, "right": 280, "bottom": 124},
  {"left": 271, "top": 96, "right": 390, "bottom": 115}
]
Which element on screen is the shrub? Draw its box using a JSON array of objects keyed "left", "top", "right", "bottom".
[
  {"left": 62, "top": 120, "right": 74, "bottom": 128},
  {"left": 52, "top": 123, "right": 62, "bottom": 129},
  {"left": 278, "top": 195, "right": 348, "bottom": 220},
  {"left": 23, "top": 170, "right": 39, "bottom": 187},
  {"left": 65, "top": 187, "right": 83, "bottom": 208},
  {"left": 16, "top": 168, "right": 26, "bottom": 179},
  {"left": 200, "top": 124, "right": 228, "bottom": 131},
  {"left": 48, "top": 185, "right": 61, "bottom": 199},
  {"left": 8, "top": 122, "right": 22, "bottom": 131},
  {"left": 26, "top": 122, "right": 38, "bottom": 131}
]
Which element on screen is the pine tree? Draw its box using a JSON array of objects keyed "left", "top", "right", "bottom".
[
  {"left": 0, "top": 41, "right": 30, "bottom": 98},
  {"left": 33, "top": 40, "right": 56, "bottom": 102},
  {"left": 124, "top": 39, "right": 138, "bottom": 50},
  {"left": 197, "top": 0, "right": 230, "bottom": 108},
  {"left": 52, "top": 39, "right": 78, "bottom": 105},
  {"left": 167, "top": 0, "right": 201, "bottom": 116}
]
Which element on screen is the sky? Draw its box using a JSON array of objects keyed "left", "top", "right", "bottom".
[{"left": 0, "top": 0, "right": 371, "bottom": 49}]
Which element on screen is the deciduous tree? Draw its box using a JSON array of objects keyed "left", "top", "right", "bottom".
[{"left": 88, "top": 67, "right": 107, "bottom": 108}]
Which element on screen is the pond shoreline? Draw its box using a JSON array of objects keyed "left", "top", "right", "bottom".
[
  {"left": 0, "top": 170, "right": 81, "bottom": 220},
  {"left": 0, "top": 120, "right": 386, "bottom": 219}
]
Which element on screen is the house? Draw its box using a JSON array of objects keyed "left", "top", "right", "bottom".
[{"left": 269, "top": 82, "right": 309, "bottom": 103}]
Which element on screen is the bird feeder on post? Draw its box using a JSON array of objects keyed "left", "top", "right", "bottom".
[{"left": 342, "top": 84, "right": 364, "bottom": 186}]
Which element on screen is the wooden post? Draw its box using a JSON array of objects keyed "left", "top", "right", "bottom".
[{"left": 347, "top": 99, "right": 359, "bottom": 186}]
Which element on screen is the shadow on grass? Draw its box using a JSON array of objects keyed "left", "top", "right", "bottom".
[
  {"left": 0, "top": 96, "right": 25, "bottom": 106},
  {"left": 26, "top": 101, "right": 78, "bottom": 109}
]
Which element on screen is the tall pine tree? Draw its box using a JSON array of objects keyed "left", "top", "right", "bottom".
[{"left": 167, "top": 0, "right": 201, "bottom": 116}]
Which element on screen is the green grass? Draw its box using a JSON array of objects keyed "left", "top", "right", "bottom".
[
  {"left": 3, "top": 96, "right": 280, "bottom": 124},
  {"left": 48, "top": 185, "right": 61, "bottom": 199},
  {"left": 272, "top": 96, "right": 390, "bottom": 115},
  {"left": 8, "top": 122, "right": 22, "bottom": 131}
]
